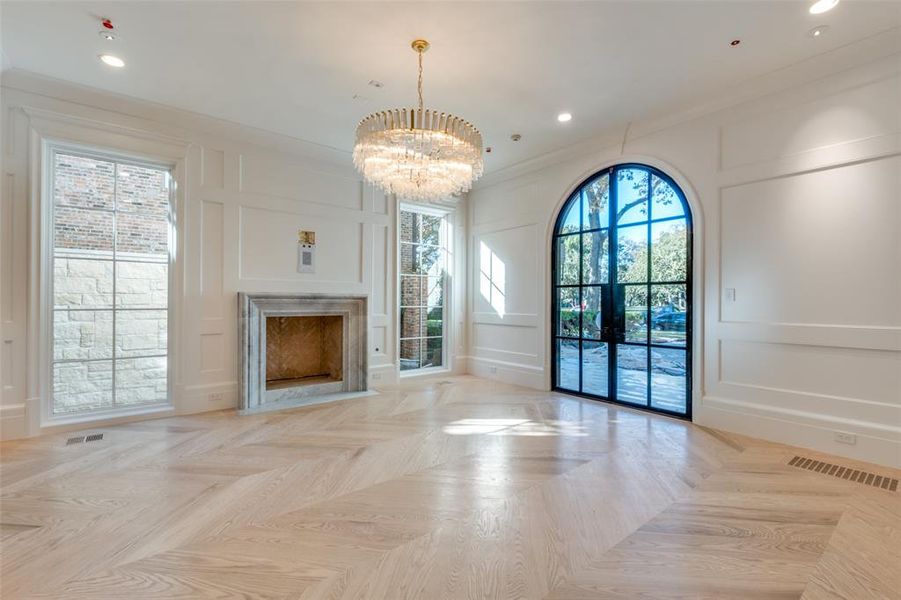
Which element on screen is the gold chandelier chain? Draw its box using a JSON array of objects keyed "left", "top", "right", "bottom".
[{"left": 417, "top": 49, "right": 424, "bottom": 113}]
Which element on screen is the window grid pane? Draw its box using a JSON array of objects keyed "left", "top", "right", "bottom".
[
  {"left": 399, "top": 208, "right": 447, "bottom": 372},
  {"left": 51, "top": 152, "right": 171, "bottom": 416}
]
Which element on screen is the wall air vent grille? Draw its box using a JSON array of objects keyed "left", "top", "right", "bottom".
[{"left": 788, "top": 455, "right": 898, "bottom": 491}]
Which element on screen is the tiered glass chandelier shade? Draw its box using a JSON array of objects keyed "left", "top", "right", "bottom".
[
  {"left": 353, "top": 39, "right": 483, "bottom": 202},
  {"left": 353, "top": 108, "right": 483, "bottom": 201}
]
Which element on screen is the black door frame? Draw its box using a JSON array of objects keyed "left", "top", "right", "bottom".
[{"left": 551, "top": 163, "right": 693, "bottom": 420}]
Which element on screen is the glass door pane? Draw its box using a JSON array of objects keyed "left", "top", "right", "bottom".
[
  {"left": 556, "top": 339, "right": 580, "bottom": 391},
  {"left": 557, "top": 288, "right": 580, "bottom": 338},
  {"left": 581, "top": 341, "right": 608, "bottom": 397},
  {"left": 650, "top": 284, "right": 687, "bottom": 346},
  {"left": 615, "top": 345, "right": 648, "bottom": 405},
  {"left": 651, "top": 348, "right": 687, "bottom": 413}
]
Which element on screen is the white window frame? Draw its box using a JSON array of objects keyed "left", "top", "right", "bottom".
[
  {"left": 41, "top": 141, "right": 176, "bottom": 426},
  {"left": 397, "top": 202, "right": 453, "bottom": 377}
]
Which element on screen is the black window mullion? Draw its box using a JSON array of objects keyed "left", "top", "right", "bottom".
[
  {"left": 649, "top": 280, "right": 689, "bottom": 286},
  {"left": 609, "top": 166, "right": 618, "bottom": 403},
  {"left": 648, "top": 342, "right": 687, "bottom": 350},
  {"left": 649, "top": 214, "right": 687, "bottom": 225},
  {"left": 645, "top": 169, "right": 652, "bottom": 408},
  {"left": 577, "top": 187, "right": 584, "bottom": 393}
]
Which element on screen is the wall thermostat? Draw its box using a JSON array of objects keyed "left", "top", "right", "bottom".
[{"left": 297, "top": 230, "right": 316, "bottom": 273}]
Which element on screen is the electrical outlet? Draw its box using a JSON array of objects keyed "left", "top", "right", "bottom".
[
  {"left": 208, "top": 392, "right": 224, "bottom": 402},
  {"left": 724, "top": 288, "right": 736, "bottom": 302},
  {"left": 834, "top": 431, "right": 857, "bottom": 445},
  {"left": 371, "top": 373, "right": 381, "bottom": 380},
  {"left": 489, "top": 366, "right": 497, "bottom": 374}
]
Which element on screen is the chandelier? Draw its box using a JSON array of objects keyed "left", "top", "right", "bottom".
[{"left": 353, "top": 39, "right": 484, "bottom": 202}]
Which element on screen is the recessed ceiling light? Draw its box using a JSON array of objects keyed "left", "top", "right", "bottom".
[
  {"left": 99, "top": 54, "right": 125, "bottom": 68},
  {"left": 557, "top": 112, "right": 572, "bottom": 123},
  {"left": 809, "top": 25, "right": 829, "bottom": 38},
  {"left": 809, "top": 0, "right": 839, "bottom": 15},
  {"left": 98, "top": 30, "right": 117, "bottom": 41}
]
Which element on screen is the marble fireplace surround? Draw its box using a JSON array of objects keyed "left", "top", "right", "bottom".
[{"left": 239, "top": 293, "right": 367, "bottom": 412}]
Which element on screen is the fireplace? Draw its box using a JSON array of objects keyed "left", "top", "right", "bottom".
[
  {"left": 239, "top": 294, "right": 367, "bottom": 411},
  {"left": 265, "top": 315, "right": 343, "bottom": 389}
]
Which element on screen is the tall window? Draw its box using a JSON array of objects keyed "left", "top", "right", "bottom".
[
  {"left": 399, "top": 206, "right": 446, "bottom": 372},
  {"left": 50, "top": 149, "right": 172, "bottom": 418},
  {"left": 552, "top": 164, "right": 691, "bottom": 417}
]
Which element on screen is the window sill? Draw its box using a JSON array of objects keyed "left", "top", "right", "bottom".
[
  {"left": 399, "top": 366, "right": 451, "bottom": 379},
  {"left": 41, "top": 403, "right": 174, "bottom": 429}
]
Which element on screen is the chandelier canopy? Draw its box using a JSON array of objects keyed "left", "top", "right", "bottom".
[{"left": 353, "top": 39, "right": 484, "bottom": 202}]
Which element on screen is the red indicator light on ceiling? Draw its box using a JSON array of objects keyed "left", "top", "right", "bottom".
[{"left": 102, "top": 18, "right": 114, "bottom": 29}]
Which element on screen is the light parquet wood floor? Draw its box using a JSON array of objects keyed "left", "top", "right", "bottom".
[{"left": 1, "top": 375, "right": 899, "bottom": 599}]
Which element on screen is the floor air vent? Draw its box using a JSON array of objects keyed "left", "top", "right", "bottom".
[
  {"left": 65, "top": 433, "right": 104, "bottom": 446},
  {"left": 788, "top": 455, "right": 898, "bottom": 491}
]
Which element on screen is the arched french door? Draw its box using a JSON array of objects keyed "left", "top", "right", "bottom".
[{"left": 551, "top": 164, "right": 692, "bottom": 417}]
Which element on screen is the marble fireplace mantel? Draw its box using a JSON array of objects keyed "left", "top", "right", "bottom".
[{"left": 238, "top": 293, "right": 368, "bottom": 412}]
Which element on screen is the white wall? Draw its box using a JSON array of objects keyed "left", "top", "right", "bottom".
[
  {"left": 466, "top": 50, "right": 901, "bottom": 468},
  {"left": 0, "top": 71, "right": 467, "bottom": 440}
]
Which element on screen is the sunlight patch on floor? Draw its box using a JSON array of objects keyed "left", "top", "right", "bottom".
[{"left": 443, "top": 418, "right": 588, "bottom": 436}]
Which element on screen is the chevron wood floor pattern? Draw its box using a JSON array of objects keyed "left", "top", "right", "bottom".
[{"left": 1, "top": 375, "right": 898, "bottom": 599}]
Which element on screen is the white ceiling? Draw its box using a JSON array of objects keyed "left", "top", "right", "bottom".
[{"left": 2, "top": 1, "right": 899, "bottom": 173}]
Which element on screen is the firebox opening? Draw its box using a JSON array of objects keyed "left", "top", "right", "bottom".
[{"left": 265, "top": 315, "right": 343, "bottom": 390}]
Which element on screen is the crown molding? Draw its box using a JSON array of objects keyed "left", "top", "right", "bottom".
[
  {"left": 18, "top": 105, "right": 192, "bottom": 150},
  {"left": 4, "top": 25, "right": 898, "bottom": 191},
  {"left": 1, "top": 68, "right": 356, "bottom": 174}
]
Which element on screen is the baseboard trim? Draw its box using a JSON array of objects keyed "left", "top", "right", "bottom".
[
  {"left": 0, "top": 403, "right": 28, "bottom": 440},
  {"left": 369, "top": 362, "right": 399, "bottom": 386},
  {"left": 179, "top": 381, "right": 239, "bottom": 413},
  {"left": 698, "top": 395, "right": 901, "bottom": 469},
  {"left": 464, "top": 355, "right": 546, "bottom": 390}
]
